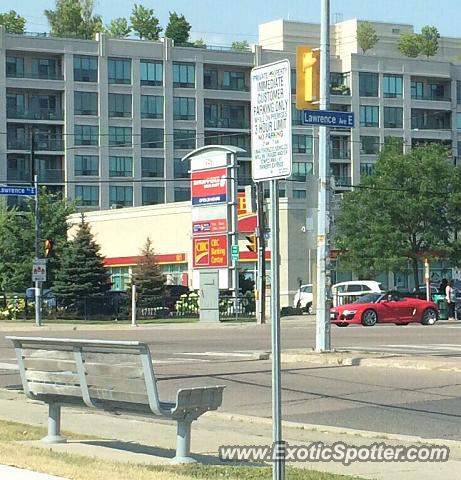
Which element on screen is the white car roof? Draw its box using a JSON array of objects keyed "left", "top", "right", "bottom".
[{"left": 332, "top": 280, "right": 383, "bottom": 289}]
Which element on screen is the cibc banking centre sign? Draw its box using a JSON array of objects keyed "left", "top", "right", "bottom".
[{"left": 251, "top": 59, "right": 292, "bottom": 181}]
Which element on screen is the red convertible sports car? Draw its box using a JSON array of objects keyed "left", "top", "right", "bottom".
[{"left": 330, "top": 291, "right": 438, "bottom": 327}]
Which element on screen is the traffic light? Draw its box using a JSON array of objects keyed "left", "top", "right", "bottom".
[
  {"left": 246, "top": 234, "right": 257, "bottom": 253},
  {"left": 44, "top": 239, "right": 53, "bottom": 258},
  {"left": 296, "top": 46, "right": 320, "bottom": 110}
]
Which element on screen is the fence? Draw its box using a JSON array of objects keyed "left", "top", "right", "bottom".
[{"left": 0, "top": 290, "right": 256, "bottom": 322}]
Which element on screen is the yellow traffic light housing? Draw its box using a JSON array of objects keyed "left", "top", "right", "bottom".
[
  {"left": 296, "top": 46, "right": 320, "bottom": 110},
  {"left": 44, "top": 239, "right": 53, "bottom": 258},
  {"left": 246, "top": 234, "right": 257, "bottom": 253}
]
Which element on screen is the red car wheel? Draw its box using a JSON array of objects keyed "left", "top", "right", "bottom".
[{"left": 361, "top": 309, "right": 377, "bottom": 326}]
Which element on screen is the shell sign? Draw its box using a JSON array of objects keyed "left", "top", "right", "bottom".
[{"left": 193, "top": 235, "right": 228, "bottom": 268}]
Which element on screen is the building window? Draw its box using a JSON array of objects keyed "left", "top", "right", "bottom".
[
  {"left": 32, "top": 58, "right": 61, "bottom": 80},
  {"left": 291, "top": 69, "right": 296, "bottom": 94},
  {"left": 75, "top": 185, "right": 99, "bottom": 206},
  {"left": 109, "top": 186, "right": 133, "bottom": 207},
  {"left": 411, "top": 81, "right": 424, "bottom": 100},
  {"left": 292, "top": 162, "right": 312, "bottom": 182},
  {"left": 384, "top": 107, "right": 403, "bottom": 128},
  {"left": 204, "top": 69, "right": 218, "bottom": 89},
  {"left": 292, "top": 134, "right": 313, "bottom": 154},
  {"left": 457, "top": 113, "right": 461, "bottom": 130},
  {"left": 74, "top": 55, "right": 97, "bottom": 82},
  {"left": 108, "top": 93, "right": 132, "bottom": 118},
  {"left": 223, "top": 71, "right": 246, "bottom": 91},
  {"left": 141, "top": 95, "right": 163, "bottom": 119},
  {"left": 360, "top": 106, "right": 379, "bottom": 127},
  {"left": 109, "top": 266, "right": 130, "bottom": 291},
  {"left": 293, "top": 189, "right": 307, "bottom": 199},
  {"left": 174, "top": 187, "right": 190, "bottom": 202},
  {"left": 383, "top": 74, "right": 403, "bottom": 98},
  {"left": 75, "top": 155, "right": 98, "bottom": 176},
  {"left": 331, "top": 136, "right": 350, "bottom": 159},
  {"left": 360, "top": 136, "right": 380, "bottom": 154},
  {"left": 109, "top": 156, "right": 132, "bottom": 177},
  {"left": 108, "top": 58, "right": 131, "bottom": 84},
  {"left": 457, "top": 81, "right": 461, "bottom": 105},
  {"left": 292, "top": 104, "right": 304, "bottom": 125},
  {"left": 141, "top": 157, "right": 164, "bottom": 177},
  {"left": 142, "top": 186, "right": 164, "bottom": 205},
  {"left": 330, "top": 72, "right": 351, "bottom": 95},
  {"left": 75, "top": 125, "right": 98, "bottom": 146},
  {"left": 359, "top": 72, "right": 379, "bottom": 97},
  {"left": 6, "top": 56, "right": 24, "bottom": 77},
  {"left": 174, "top": 130, "right": 196, "bottom": 150},
  {"left": 109, "top": 127, "right": 132, "bottom": 146},
  {"left": 140, "top": 60, "right": 162, "bottom": 86},
  {"left": 173, "top": 62, "right": 195, "bottom": 88},
  {"left": 74, "top": 91, "right": 98, "bottom": 115},
  {"left": 173, "top": 97, "right": 196, "bottom": 120},
  {"left": 141, "top": 128, "right": 164, "bottom": 149},
  {"left": 360, "top": 163, "right": 376, "bottom": 176},
  {"left": 174, "top": 158, "right": 190, "bottom": 178}
]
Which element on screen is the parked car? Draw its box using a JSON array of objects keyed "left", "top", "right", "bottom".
[
  {"left": 330, "top": 291, "right": 438, "bottom": 327},
  {"left": 331, "top": 280, "right": 384, "bottom": 307},
  {"left": 412, "top": 284, "right": 440, "bottom": 300},
  {"left": 293, "top": 284, "right": 313, "bottom": 314}
]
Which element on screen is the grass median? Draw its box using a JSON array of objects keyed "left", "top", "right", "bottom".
[{"left": 0, "top": 419, "right": 364, "bottom": 480}]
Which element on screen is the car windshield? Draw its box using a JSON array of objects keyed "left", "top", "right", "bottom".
[
  {"left": 352, "top": 293, "right": 382, "bottom": 304},
  {"left": 301, "top": 286, "right": 312, "bottom": 293}
]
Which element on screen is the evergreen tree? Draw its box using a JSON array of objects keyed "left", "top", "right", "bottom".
[
  {"left": 130, "top": 4, "right": 162, "bottom": 40},
  {"left": 53, "top": 216, "right": 111, "bottom": 303},
  {"left": 45, "top": 0, "right": 102, "bottom": 39},
  {"left": 165, "top": 11, "right": 191, "bottom": 44},
  {"left": 0, "top": 10, "right": 26, "bottom": 34},
  {"left": 356, "top": 21, "right": 378, "bottom": 54},
  {"left": 105, "top": 17, "right": 131, "bottom": 38},
  {"left": 130, "top": 237, "right": 165, "bottom": 297}
]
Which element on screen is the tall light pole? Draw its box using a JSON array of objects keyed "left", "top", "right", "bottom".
[{"left": 315, "top": 0, "right": 331, "bottom": 351}]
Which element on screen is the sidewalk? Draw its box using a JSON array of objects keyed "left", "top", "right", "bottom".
[
  {"left": 0, "top": 465, "right": 67, "bottom": 480},
  {"left": 0, "top": 388, "right": 460, "bottom": 480}
]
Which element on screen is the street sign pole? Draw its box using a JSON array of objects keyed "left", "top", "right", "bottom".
[
  {"left": 316, "top": 0, "right": 331, "bottom": 351},
  {"left": 34, "top": 174, "right": 42, "bottom": 327},
  {"left": 270, "top": 179, "right": 284, "bottom": 479}
]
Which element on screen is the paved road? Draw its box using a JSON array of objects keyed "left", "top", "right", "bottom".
[{"left": 1, "top": 318, "right": 461, "bottom": 441}]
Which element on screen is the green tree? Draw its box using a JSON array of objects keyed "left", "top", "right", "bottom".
[
  {"left": 193, "top": 38, "right": 206, "bottom": 48},
  {"left": 334, "top": 143, "right": 461, "bottom": 287},
  {"left": 44, "top": 0, "right": 102, "bottom": 39},
  {"left": 356, "top": 21, "right": 378, "bottom": 54},
  {"left": 398, "top": 33, "right": 421, "bottom": 58},
  {"left": 130, "top": 237, "right": 165, "bottom": 297},
  {"left": 231, "top": 40, "right": 249, "bottom": 50},
  {"left": 105, "top": 17, "right": 131, "bottom": 38},
  {"left": 165, "top": 11, "right": 191, "bottom": 44},
  {"left": 0, "top": 10, "right": 26, "bottom": 34},
  {"left": 53, "top": 215, "right": 111, "bottom": 305},
  {"left": 419, "top": 25, "right": 440, "bottom": 58},
  {"left": 0, "top": 191, "right": 75, "bottom": 292},
  {"left": 130, "top": 4, "right": 162, "bottom": 40}
]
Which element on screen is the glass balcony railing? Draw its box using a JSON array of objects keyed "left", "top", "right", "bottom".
[
  {"left": 6, "top": 71, "right": 64, "bottom": 81},
  {"left": 7, "top": 109, "right": 64, "bottom": 121},
  {"left": 204, "top": 118, "right": 250, "bottom": 129},
  {"left": 333, "top": 176, "right": 352, "bottom": 187},
  {"left": 330, "top": 148, "right": 351, "bottom": 160},
  {"left": 7, "top": 169, "right": 64, "bottom": 183},
  {"left": 7, "top": 138, "right": 64, "bottom": 151}
]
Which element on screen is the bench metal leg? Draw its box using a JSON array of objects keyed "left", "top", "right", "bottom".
[
  {"left": 171, "top": 419, "right": 196, "bottom": 464},
  {"left": 42, "top": 403, "right": 67, "bottom": 444}
]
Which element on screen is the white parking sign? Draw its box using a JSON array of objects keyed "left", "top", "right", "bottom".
[
  {"left": 32, "top": 259, "right": 47, "bottom": 282},
  {"left": 251, "top": 59, "right": 292, "bottom": 181}
]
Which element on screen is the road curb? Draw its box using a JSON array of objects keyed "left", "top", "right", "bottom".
[
  {"left": 280, "top": 349, "right": 461, "bottom": 373},
  {"left": 207, "top": 411, "right": 461, "bottom": 449}
]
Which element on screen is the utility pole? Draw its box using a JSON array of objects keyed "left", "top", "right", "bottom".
[
  {"left": 31, "top": 130, "right": 42, "bottom": 327},
  {"left": 256, "top": 182, "right": 266, "bottom": 324},
  {"left": 315, "top": 0, "right": 331, "bottom": 351}
]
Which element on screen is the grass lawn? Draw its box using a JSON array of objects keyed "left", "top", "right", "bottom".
[{"left": 0, "top": 419, "right": 365, "bottom": 480}]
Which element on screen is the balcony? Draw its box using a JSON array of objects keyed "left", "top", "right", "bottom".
[
  {"left": 7, "top": 169, "right": 64, "bottom": 183},
  {"left": 8, "top": 138, "right": 64, "bottom": 151},
  {"left": 333, "top": 176, "right": 352, "bottom": 188},
  {"left": 204, "top": 118, "right": 249, "bottom": 129},
  {"left": 411, "top": 110, "right": 451, "bottom": 130},
  {"left": 7, "top": 108, "right": 64, "bottom": 121},
  {"left": 6, "top": 71, "right": 64, "bottom": 81},
  {"left": 411, "top": 82, "right": 451, "bottom": 102},
  {"left": 330, "top": 148, "right": 351, "bottom": 160}
]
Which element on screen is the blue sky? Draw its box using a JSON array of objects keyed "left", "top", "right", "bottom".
[{"left": 2, "top": 0, "right": 460, "bottom": 45}]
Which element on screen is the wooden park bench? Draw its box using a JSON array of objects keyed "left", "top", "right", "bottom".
[{"left": 7, "top": 336, "right": 225, "bottom": 463}]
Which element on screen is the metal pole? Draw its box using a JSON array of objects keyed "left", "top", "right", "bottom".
[
  {"left": 230, "top": 154, "right": 239, "bottom": 315},
  {"left": 131, "top": 284, "right": 137, "bottom": 326},
  {"left": 256, "top": 182, "right": 266, "bottom": 324},
  {"left": 34, "top": 173, "right": 42, "bottom": 327},
  {"left": 270, "top": 179, "right": 284, "bottom": 480},
  {"left": 315, "top": 0, "right": 331, "bottom": 351}
]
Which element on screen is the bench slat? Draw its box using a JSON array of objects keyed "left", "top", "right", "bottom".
[
  {"left": 24, "top": 358, "right": 76, "bottom": 373},
  {"left": 83, "top": 363, "right": 143, "bottom": 378},
  {"left": 25, "top": 371, "right": 80, "bottom": 385}
]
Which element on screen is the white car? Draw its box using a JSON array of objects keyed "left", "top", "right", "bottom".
[
  {"left": 293, "top": 284, "right": 313, "bottom": 314},
  {"left": 332, "top": 280, "right": 384, "bottom": 307}
]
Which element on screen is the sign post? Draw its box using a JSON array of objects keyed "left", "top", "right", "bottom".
[{"left": 251, "top": 59, "right": 292, "bottom": 480}]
